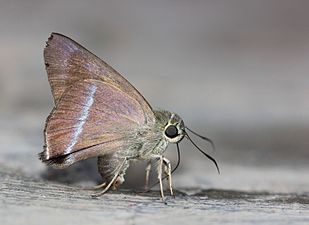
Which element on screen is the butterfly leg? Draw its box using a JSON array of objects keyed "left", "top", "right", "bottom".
[
  {"left": 162, "top": 157, "right": 174, "bottom": 196},
  {"left": 86, "top": 182, "right": 106, "bottom": 190},
  {"left": 156, "top": 155, "right": 165, "bottom": 201},
  {"left": 91, "top": 158, "right": 128, "bottom": 197},
  {"left": 112, "top": 175, "right": 125, "bottom": 190},
  {"left": 144, "top": 160, "right": 152, "bottom": 191}
]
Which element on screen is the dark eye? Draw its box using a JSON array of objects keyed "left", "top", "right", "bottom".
[{"left": 165, "top": 125, "right": 178, "bottom": 138}]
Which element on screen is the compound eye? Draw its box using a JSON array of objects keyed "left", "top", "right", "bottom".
[{"left": 165, "top": 125, "right": 178, "bottom": 138}]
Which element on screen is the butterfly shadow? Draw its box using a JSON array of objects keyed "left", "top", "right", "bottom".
[
  {"left": 40, "top": 157, "right": 150, "bottom": 189},
  {"left": 40, "top": 158, "right": 101, "bottom": 185}
]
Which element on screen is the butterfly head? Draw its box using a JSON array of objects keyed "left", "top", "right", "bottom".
[
  {"left": 154, "top": 109, "right": 220, "bottom": 174},
  {"left": 163, "top": 113, "right": 185, "bottom": 143}
]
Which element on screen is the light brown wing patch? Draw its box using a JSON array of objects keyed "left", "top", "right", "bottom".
[
  {"left": 44, "top": 33, "right": 155, "bottom": 123},
  {"left": 40, "top": 79, "right": 148, "bottom": 168}
]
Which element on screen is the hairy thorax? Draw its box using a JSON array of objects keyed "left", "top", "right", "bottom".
[{"left": 97, "top": 109, "right": 181, "bottom": 189}]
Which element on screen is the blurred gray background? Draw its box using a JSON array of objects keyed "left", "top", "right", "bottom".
[{"left": 0, "top": 0, "right": 308, "bottom": 194}]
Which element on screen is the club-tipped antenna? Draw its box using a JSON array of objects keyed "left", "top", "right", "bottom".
[
  {"left": 185, "top": 126, "right": 216, "bottom": 151},
  {"left": 186, "top": 132, "right": 220, "bottom": 174}
]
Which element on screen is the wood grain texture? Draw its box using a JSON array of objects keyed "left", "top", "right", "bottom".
[{"left": 1, "top": 166, "right": 308, "bottom": 225}]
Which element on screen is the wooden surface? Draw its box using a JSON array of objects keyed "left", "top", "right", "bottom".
[{"left": 1, "top": 166, "right": 308, "bottom": 225}]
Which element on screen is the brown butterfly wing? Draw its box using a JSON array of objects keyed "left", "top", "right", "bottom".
[
  {"left": 40, "top": 79, "right": 153, "bottom": 168},
  {"left": 44, "top": 33, "right": 154, "bottom": 123}
]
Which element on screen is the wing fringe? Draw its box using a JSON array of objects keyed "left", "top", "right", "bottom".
[{"left": 38, "top": 148, "right": 68, "bottom": 169}]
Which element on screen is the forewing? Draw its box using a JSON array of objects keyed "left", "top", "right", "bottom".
[
  {"left": 44, "top": 33, "right": 154, "bottom": 123},
  {"left": 40, "top": 79, "right": 149, "bottom": 168}
]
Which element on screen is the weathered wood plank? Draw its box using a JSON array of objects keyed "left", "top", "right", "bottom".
[{"left": 1, "top": 166, "right": 308, "bottom": 225}]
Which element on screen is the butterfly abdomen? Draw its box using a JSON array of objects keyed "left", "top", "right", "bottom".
[{"left": 97, "top": 153, "right": 129, "bottom": 187}]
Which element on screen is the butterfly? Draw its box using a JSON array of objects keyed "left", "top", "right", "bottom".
[{"left": 39, "top": 33, "right": 219, "bottom": 200}]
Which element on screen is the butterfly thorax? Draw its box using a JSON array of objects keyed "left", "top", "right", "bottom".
[
  {"left": 97, "top": 110, "right": 185, "bottom": 185},
  {"left": 134, "top": 109, "right": 185, "bottom": 159}
]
